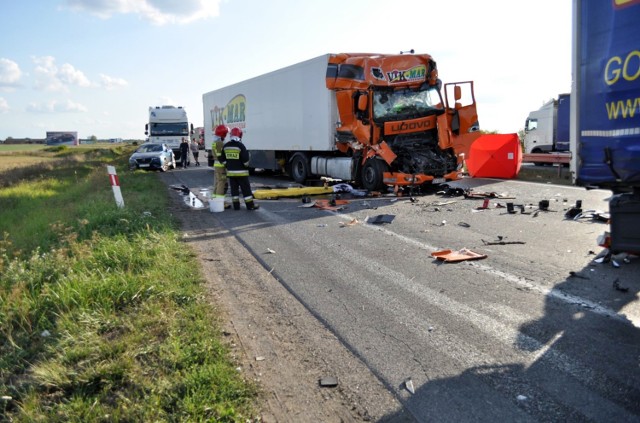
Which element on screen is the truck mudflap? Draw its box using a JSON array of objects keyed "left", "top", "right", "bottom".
[{"left": 383, "top": 170, "right": 459, "bottom": 186}]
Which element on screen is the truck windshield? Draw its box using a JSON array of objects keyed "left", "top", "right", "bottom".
[
  {"left": 149, "top": 122, "right": 189, "bottom": 136},
  {"left": 373, "top": 86, "right": 444, "bottom": 121}
]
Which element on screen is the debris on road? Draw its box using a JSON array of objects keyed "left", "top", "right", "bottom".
[
  {"left": 481, "top": 236, "right": 525, "bottom": 246},
  {"left": 339, "top": 218, "right": 359, "bottom": 227},
  {"left": 613, "top": 278, "right": 629, "bottom": 293},
  {"left": 431, "top": 248, "right": 488, "bottom": 262},
  {"left": 366, "top": 214, "right": 395, "bottom": 225},
  {"left": 319, "top": 376, "right": 339, "bottom": 388},
  {"left": 266, "top": 248, "right": 276, "bottom": 254},
  {"left": 568, "top": 271, "right": 589, "bottom": 280},
  {"left": 404, "top": 378, "right": 415, "bottom": 395}
]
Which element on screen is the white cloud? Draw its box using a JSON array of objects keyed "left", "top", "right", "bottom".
[
  {"left": 32, "top": 56, "right": 92, "bottom": 91},
  {"left": 0, "top": 97, "right": 9, "bottom": 113},
  {"left": 99, "top": 73, "right": 128, "bottom": 90},
  {"left": 65, "top": 0, "right": 221, "bottom": 25},
  {"left": 0, "top": 58, "right": 22, "bottom": 90},
  {"left": 27, "top": 99, "right": 88, "bottom": 113},
  {"left": 59, "top": 63, "right": 91, "bottom": 87}
]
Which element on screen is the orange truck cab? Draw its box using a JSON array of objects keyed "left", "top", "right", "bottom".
[{"left": 326, "top": 53, "right": 480, "bottom": 190}]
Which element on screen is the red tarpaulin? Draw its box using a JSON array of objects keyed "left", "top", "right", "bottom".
[{"left": 466, "top": 133, "right": 522, "bottom": 178}]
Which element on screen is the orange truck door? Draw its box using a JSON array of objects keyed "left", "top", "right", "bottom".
[{"left": 442, "top": 81, "right": 481, "bottom": 159}]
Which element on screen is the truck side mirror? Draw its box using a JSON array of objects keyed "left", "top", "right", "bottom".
[
  {"left": 145, "top": 123, "right": 149, "bottom": 136},
  {"left": 454, "top": 85, "right": 462, "bottom": 102},
  {"left": 190, "top": 123, "right": 194, "bottom": 134},
  {"left": 357, "top": 95, "right": 368, "bottom": 112}
]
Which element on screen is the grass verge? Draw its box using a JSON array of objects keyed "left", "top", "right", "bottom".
[{"left": 0, "top": 146, "right": 257, "bottom": 421}]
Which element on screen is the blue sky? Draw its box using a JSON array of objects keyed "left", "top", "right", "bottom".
[{"left": 0, "top": 0, "right": 572, "bottom": 140}]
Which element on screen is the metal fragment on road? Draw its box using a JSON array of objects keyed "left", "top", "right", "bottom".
[{"left": 319, "top": 376, "right": 338, "bottom": 387}]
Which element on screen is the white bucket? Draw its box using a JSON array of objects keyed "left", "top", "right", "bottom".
[{"left": 209, "top": 198, "right": 225, "bottom": 213}]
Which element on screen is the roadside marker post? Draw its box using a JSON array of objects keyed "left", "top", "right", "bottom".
[{"left": 107, "top": 166, "right": 125, "bottom": 208}]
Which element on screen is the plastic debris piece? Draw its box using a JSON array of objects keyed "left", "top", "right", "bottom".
[
  {"left": 431, "top": 248, "right": 488, "bottom": 262},
  {"left": 517, "top": 395, "right": 528, "bottom": 401},
  {"left": 266, "top": 248, "right": 276, "bottom": 254},
  {"left": 457, "top": 222, "right": 471, "bottom": 228},
  {"left": 613, "top": 278, "right": 629, "bottom": 292},
  {"left": 255, "top": 356, "right": 266, "bottom": 361},
  {"left": 367, "top": 214, "right": 395, "bottom": 224},
  {"left": 568, "top": 271, "right": 589, "bottom": 280},
  {"left": 404, "top": 378, "right": 415, "bottom": 394},
  {"left": 319, "top": 376, "right": 338, "bottom": 387},
  {"left": 339, "top": 218, "right": 359, "bottom": 227}
]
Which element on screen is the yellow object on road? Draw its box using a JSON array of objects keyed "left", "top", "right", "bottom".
[{"left": 253, "top": 186, "right": 333, "bottom": 199}]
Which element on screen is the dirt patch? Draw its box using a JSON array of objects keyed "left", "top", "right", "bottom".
[{"left": 170, "top": 198, "right": 412, "bottom": 422}]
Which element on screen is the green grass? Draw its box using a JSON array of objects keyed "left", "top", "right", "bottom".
[{"left": 0, "top": 146, "right": 257, "bottom": 422}]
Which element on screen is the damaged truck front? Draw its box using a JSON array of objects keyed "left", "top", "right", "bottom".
[{"left": 202, "top": 53, "right": 480, "bottom": 191}]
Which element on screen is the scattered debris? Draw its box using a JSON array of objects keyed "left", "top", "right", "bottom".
[
  {"left": 481, "top": 236, "right": 525, "bottom": 246},
  {"left": 404, "top": 378, "right": 416, "bottom": 394},
  {"left": 255, "top": 356, "right": 266, "bottom": 361},
  {"left": 568, "top": 271, "right": 589, "bottom": 280},
  {"left": 266, "top": 248, "right": 276, "bottom": 254},
  {"left": 339, "top": 218, "right": 359, "bottom": 227},
  {"left": 517, "top": 395, "right": 528, "bottom": 401},
  {"left": 457, "top": 222, "right": 471, "bottom": 228},
  {"left": 314, "top": 198, "right": 349, "bottom": 210},
  {"left": 431, "top": 248, "right": 488, "bottom": 262},
  {"left": 465, "top": 190, "right": 515, "bottom": 199},
  {"left": 366, "top": 214, "right": 395, "bottom": 225},
  {"left": 319, "top": 376, "right": 339, "bottom": 387},
  {"left": 613, "top": 278, "right": 629, "bottom": 293},
  {"left": 298, "top": 201, "right": 316, "bottom": 208}
]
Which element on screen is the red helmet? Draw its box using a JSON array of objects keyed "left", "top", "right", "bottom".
[
  {"left": 214, "top": 125, "right": 229, "bottom": 138},
  {"left": 230, "top": 127, "right": 243, "bottom": 139}
]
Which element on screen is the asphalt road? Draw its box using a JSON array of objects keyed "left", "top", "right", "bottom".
[{"left": 161, "top": 166, "right": 640, "bottom": 422}]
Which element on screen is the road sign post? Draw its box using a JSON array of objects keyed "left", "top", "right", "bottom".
[{"left": 107, "top": 166, "right": 124, "bottom": 208}]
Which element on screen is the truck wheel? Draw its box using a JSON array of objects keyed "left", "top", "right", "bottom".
[
  {"left": 290, "top": 154, "right": 310, "bottom": 184},
  {"left": 361, "top": 158, "right": 387, "bottom": 191}
]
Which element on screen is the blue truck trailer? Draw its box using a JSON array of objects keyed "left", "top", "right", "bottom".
[{"left": 572, "top": 0, "right": 640, "bottom": 253}]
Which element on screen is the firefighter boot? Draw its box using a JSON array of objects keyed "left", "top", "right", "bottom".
[
  {"left": 232, "top": 200, "right": 241, "bottom": 211},
  {"left": 246, "top": 202, "right": 260, "bottom": 211}
]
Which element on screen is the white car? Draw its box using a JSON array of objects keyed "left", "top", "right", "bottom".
[{"left": 129, "top": 143, "right": 176, "bottom": 172}]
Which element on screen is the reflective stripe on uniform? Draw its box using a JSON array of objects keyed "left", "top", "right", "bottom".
[{"left": 227, "top": 169, "right": 249, "bottom": 177}]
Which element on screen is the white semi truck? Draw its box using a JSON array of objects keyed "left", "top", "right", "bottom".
[
  {"left": 145, "top": 105, "right": 193, "bottom": 161},
  {"left": 523, "top": 93, "right": 571, "bottom": 156}
]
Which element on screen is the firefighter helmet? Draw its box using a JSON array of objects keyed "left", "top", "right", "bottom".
[
  {"left": 230, "top": 127, "right": 243, "bottom": 139},
  {"left": 214, "top": 125, "right": 229, "bottom": 138}
]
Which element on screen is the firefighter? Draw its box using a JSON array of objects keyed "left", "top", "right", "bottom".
[
  {"left": 220, "top": 127, "right": 259, "bottom": 210},
  {"left": 212, "top": 125, "right": 229, "bottom": 206}
]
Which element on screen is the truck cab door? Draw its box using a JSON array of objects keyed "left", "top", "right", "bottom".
[{"left": 439, "top": 81, "right": 481, "bottom": 159}]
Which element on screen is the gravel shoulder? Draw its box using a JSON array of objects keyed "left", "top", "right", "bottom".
[{"left": 169, "top": 197, "right": 412, "bottom": 422}]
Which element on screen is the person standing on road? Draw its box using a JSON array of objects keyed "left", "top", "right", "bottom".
[
  {"left": 179, "top": 137, "right": 190, "bottom": 169},
  {"left": 220, "top": 127, "right": 259, "bottom": 210},
  {"left": 212, "top": 125, "right": 229, "bottom": 207},
  {"left": 190, "top": 138, "right": 200, "bottom": 166}
]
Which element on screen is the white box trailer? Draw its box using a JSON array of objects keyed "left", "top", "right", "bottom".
[{"left": 203, "top": 54, "right": 336, "bottom": 171}]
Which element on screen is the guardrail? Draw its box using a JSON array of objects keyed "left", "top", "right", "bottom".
[{"left": 522, "top": 153, "right": 572, "bottom": 176}]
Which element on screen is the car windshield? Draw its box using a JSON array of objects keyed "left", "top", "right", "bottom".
[
  {"left": 373, "top": 86, "right": 444, "bottom": 121},
  {"left": 139, "top": 144, "right": 163, "bottom": 153}
]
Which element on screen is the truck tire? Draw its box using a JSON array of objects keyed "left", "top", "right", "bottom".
[
  {"left": 361, "top": 158, "right": 387, "bottom": 191},
  {"left": 290, "top": 154, "right": 310, "bottom": 184}
]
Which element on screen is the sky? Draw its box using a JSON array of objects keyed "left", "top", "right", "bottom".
[{"left": 0, "top": 0, "right": 572, "bottom": 141}]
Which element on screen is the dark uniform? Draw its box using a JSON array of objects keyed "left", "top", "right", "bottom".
[
  {"left": 179, "top": 138, "right": 190, "bottom": 168},
  {"left": 220, "top": 128, "right": 259, "bottom": 210}
]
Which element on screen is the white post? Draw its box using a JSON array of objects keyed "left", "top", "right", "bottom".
[{"left": 107, "top": 166, "right": 125, "bottom": 208}]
